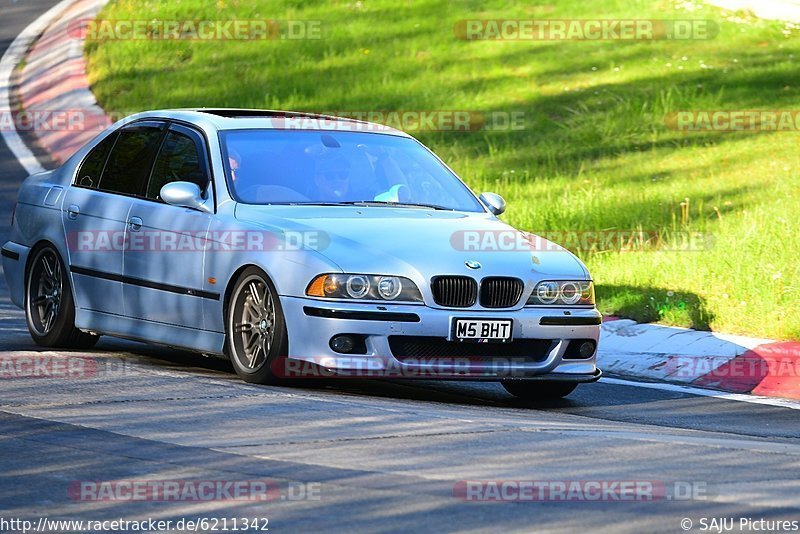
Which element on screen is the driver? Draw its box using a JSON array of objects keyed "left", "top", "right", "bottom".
[
  {"left": 313, "top": 156, "right": 351, "bottom": 200},
  {"left": 228, "top": 148, "right": 242, "bottom": 182}
]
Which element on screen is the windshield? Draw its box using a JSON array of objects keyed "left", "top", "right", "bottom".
[{"left": 220, "top": 129, "right": 485, "bottom": 212}]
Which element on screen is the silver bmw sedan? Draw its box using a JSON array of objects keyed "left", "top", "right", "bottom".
[{"left": 1, "top": 109, "right": 601, "bottom": 399}]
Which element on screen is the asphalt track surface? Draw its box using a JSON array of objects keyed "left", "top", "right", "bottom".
[{"left": 0, "top": 3, "right": 798, "bottom": 532}]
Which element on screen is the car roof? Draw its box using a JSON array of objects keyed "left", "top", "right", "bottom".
[{"left": 123, "top": 108, "right": 411, "bottom": 137}]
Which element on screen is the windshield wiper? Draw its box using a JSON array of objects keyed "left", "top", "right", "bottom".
[
  {"left": 269, "top": 201, "right": 453, "bottom": 210},
  {"left": 345, "top": 200, "right": 453, "bottom": 211},
  {"left": 272, "top": 202, "right": 353, "bottom": 206}
]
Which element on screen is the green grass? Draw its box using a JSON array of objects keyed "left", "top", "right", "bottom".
[{"left": 85, "top": 0, "right": 800, "bottom": 339}]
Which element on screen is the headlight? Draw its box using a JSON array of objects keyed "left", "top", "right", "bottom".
[
  {"left": 346, "top": 275, "right": 370, "bottom": 298},
  {"left": 534, "top": 281, "right": 559, "bottom": 304},
  {"left": 527, "top": 280, "right": 594, "bottom": 306},
  {"left": 377, "top": 276, "right": 402, "bottom": 300},
  {"left": 307, "top": 274, "right": 423, "bottom": 302}
]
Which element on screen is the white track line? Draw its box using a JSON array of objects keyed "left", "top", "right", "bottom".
[
  {"left": 601, "top": 376, "right": 800, "bottom": 411},
  {"left": 0, "top": 0, "right": 77, "bottom": 175}
]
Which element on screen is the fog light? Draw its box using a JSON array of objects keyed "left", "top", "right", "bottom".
[
  {"left": 579, "top": 341, "right": 595, "bottom": 358},
  {"left": 330, "top": 335, "right": 356, "bottom": 354},
  {"left": 564, "top": 339, "right": 596, "bottom": 359}
]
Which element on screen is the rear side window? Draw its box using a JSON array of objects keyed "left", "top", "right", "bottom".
[
  {"left": 147, "top": 129, "right": 209, "bottom": 201},
  {"left": 99, "top": 125, "right": 165, "bottom": 196},
  {"left": 75, "top": 133, "right": 117, "bottom": 189}
]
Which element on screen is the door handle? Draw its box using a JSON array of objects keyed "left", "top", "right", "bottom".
[
  {"left": 128, "top": 217, "right": 143, "bottom": 232},
  {"left": 67, "top": 204, "right": 80, "bottom": 219}
]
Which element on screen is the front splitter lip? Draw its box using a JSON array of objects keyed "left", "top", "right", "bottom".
[
  {"left": 499, "top": 368, "right": 603, "bottom": 383},
  {"left": 276, "top": 357, "right": 601, "bottom": 382}
]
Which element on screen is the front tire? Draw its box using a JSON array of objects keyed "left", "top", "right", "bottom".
[
  {"left": 25, "top": 245, "right": 99, "bottom": 349},
  {"left": 501, "top": 380, "right": 577, "bottom": 400},
  {"left": 225, "top": 267, "right": 288, "bottom": 384}
]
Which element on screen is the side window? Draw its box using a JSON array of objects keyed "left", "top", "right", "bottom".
[
  {"left": 147, "top": 129, "right": 209, "bottom": 201},
  {"left": 98, "top": 125, "right": 165, "bottom": 196},
  {"left": 75, "top": 133, "right": 117, "bottom": 189}
]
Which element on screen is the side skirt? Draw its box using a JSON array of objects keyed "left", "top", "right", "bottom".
[{"left": 75, "top": 308, "right": 226, "bottom": 355}]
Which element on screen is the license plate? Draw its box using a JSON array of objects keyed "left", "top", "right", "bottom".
[{"left": 452, "top": 318, "right": 513, "bottom": 343}]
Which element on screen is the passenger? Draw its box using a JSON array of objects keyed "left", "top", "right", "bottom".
[{"left": 313, "top": 156, "right": 351, "bottom": 200}]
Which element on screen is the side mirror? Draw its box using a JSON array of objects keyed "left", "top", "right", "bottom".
[
  {"left": 479, "top": 192, "right": 506, "bottom": 216},
  {"left": 160, "top": 182, "right": 211, "bottom": 213}
]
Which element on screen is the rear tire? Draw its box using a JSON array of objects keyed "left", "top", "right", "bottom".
[
  {"left": 225, "top": 267, "right": 288, "bottom": 384},
  {"left": 25, "top": 245, "right": 99, "bottom": 349},
  {"left": 501, "top": 380, "right": 577, "bottom": 400}
]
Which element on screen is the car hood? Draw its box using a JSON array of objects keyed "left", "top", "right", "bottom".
[{"left": 235, "top": 205, "right": 588, "bottom": 283}]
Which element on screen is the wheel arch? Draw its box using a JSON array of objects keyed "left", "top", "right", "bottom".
[
  {"left": 25, "top": 240, "right": 73, "bottom": 297},
  {"left": 22, "top": 239, "right": 99, "bottom": 349},
  {"left": 222, "top": 264, "right": 290, "bottom": 380},
  {"left": 222, "top": 263, "right": 281, "bottom": 325}
]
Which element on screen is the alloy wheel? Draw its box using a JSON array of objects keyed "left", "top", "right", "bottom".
[
  {"left": 28, "top": 249, "right": 63, "bottom": 336},
  {"left": 230, "top": 275, "right": 277, "bottom": 372}
]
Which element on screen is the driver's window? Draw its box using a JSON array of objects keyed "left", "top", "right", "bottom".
[
  {"left": 147, "top": 129, "right": 208, "bottom": 201},
  {"left": 75, "top": 133, "right": 117, "bottom": 189}
]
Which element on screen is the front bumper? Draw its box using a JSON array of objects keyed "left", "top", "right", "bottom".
[{"left": 280, "top": 296, "right": 601, "bottom": 381}]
